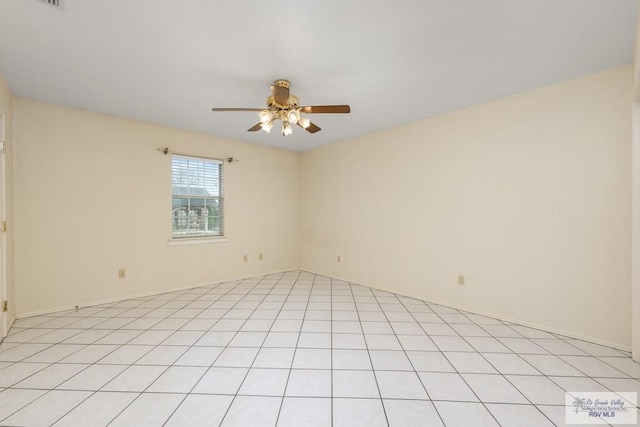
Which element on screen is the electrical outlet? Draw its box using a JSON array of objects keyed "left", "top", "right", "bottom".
[
  {"left": 243, "top": 255, "right": 248, "bottom": 262},
  {"left": 259, "top": 253, "right": 263, "bottom": 261},
  {"left": 458, "top": 274, "right": 465, "bottom": 286},
  {"left": 118, "top": 268, "right": 126, "bottom": 279},
  {"left": 337, "top": 255, "right": 341, "bottom": 263}
]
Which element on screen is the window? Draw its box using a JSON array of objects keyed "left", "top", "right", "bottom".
[{"left": 171, "top": 155, "right": 224, "bottom": 238}]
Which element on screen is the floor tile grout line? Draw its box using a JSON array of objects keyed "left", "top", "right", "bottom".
[
  {"left": 40, "top": 280, "right": 246, "bottom": 416},
  {"left": 589, "top": 376, "right": 640, "bottom": 412},
  {"left": 6, "top": 387, "right": 597, "bottom": 402},
  {"left": 404, "top": 295, "right": 557, "bottom": 426},
  {"left": 330, "top": 276, "right": 334, "bottom": 427},
  {"left": 368, "top": 285, "right": 445, "bottom": 426},
  {"left": 152, "top": 275, "right": 285, "bottom": 427},
  {"left": 425, "top": 300, "right": 545, "bottom": 425},
  {"left": 4, "top": 346, "right": 639, "bottom": 364},
  {"left": 380, "top": 290, "right": 506, "bottom": 425},
  {"left": 2, "top": 321, "right": 632, "bottom": 359},
  {"left": 472, "top": 319, "right": 634, "bottom": 379},
  {"left": 10, "top": 304, "right": 115, "bottom": 327},
  {"left": 1, "top": 269, "right": 638, "bottom": 426},
  {"left": 492, "top": 316, "right": 628, "bottom": 357},
  {"left": 0, "top": 294, "right": 175, "bottom": 383},
  {"left": 45, "top": 279, "right": 247, "bottom": 427},
  {"left": 0, "top": 285, "right": 204, "bottom": 367},
  {"left": 0, "top": 328, "right": 131, "bottom": 396},
  {"left": 215, "top": 271, "right": 301, "bottom": 427},
  {"left": 388, "top": 289, "right": 633, "bottom": 424},
  {"left": 4, "top": 363, "right": 637, "bottom": 377},
  {"left": 44, "top": 278, "right": 254, "bottom": 427},
  {"left": 8, "top": 271, "right": 632, "bottom": 358},
  {"left": 146, "top": 276, "right": 279, "bottom": 427},
  {"left": 374, "top": 285, "right": 628, "bottom": 357},
  {"left": 0, "top": 327, "right": 105, "bottom": 367},
  {"left": 583, "top": 355, "right": 637, "bottom": 378},
  {"left": 345, "top": 279, "right": 392, "bottom": 427},
  {"left": 0, "top": 363, "right": 97, "bottom": 424},
  {"left": 274, "top": 271, "right": 318, "bottom": 427},
  {"left": 476, "top": 319, "right": 625, "bottom": 360},
  {"left": 0, "top": 294, "right": 204, "bottom": 424},
  {"left": 2, "top": 386, "right": 616, "bottom": 403},
  {"left": 462, "top": 312, "right": 635, "bottom": 418}
]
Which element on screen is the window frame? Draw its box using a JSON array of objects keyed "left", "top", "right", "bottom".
[{"left": 169, "top": 153, "right": 226, "bottom": 243}]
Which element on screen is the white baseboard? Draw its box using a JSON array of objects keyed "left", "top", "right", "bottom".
[
  {"left": 301, "top": 268, "right": 631, "bottom": 352},
  {"left": 15, "top": 269, "right": 294, "bottom": 320},
  {"left": 15, "top": 266, "right": 632, "bottom": 353}
]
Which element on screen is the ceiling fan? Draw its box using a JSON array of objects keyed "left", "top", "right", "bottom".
[{"left": 211, "top": 79, "right": 350, "bottom": 136}]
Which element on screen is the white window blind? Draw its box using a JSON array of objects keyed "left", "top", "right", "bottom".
[{"left": 171, "top": 155, "right": 224, "bottom": 238}]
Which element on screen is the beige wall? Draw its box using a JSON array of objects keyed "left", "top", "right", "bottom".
[
  {"left": 10, "top": 66, "right": 635, "bottom": 350},
  {"left": 0, "top": 74, "right": 15, "bottom": 332},
  {"left": 13, "top": 98, "right": 299, "bottom": 315},
  {"left": 300, "top": 66, "right": 633, "bottom": 349}
]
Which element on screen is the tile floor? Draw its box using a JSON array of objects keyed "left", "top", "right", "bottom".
[{"left": 0, "top": 270, "right": 638, "bottom": 426}]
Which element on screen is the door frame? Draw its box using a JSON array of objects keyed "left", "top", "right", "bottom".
[
  {"left": 633, "top": 102, "right": 640, "bottom": 362},
  {"left": 0, "top": 114, "right": 6, "bottom": 339}
]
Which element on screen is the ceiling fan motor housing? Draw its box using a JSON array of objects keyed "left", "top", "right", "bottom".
[
  {"left": 273, "top": 79, "right": 290, "bottom": 89},
  {"left": 211, "top": 78, "right": 350, "bottom": 135},
  {"left": 267, "top": 95, "right": 299, "bottom": 110}
]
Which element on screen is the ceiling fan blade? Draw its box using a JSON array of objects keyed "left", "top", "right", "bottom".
[
  {"left": 211, "top": 108, "right": 263, "bottom": 112},
  {"left": 300, "top": 105, "right": 350, "bottom": 114},
  {"left": 271, "top": 85, "right": 290, "bottom": 106},
  {"left": 297, "top": 121, "right": 321, "bottom": 133},
  {"left": 247, "top": 123, "right": 262, "bottom": 132}
]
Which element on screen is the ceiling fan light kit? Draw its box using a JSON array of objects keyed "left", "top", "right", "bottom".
[
  {"left": 282, "top": 121, "right": 293, "bottom": 136},
  {"left": 260, "top": 121, "right": 273, "bottom": 133},
  {"left": 211, "top": 79, "right": 351, "bottom": 136},
  {"left": 298, "top": 117, "right": 310, "bottom": 129}
]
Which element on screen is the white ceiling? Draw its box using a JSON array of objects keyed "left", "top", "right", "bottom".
[{"left": 0, "top": 0, "right": 637, "bottom": 152}]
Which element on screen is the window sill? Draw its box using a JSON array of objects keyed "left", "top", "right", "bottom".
[{"left": 168, "top": 236, "right": 228, "bottom": 246}]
